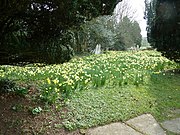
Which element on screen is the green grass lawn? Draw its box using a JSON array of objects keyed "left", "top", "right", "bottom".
[
  {"left": 0, "top": 50, "right": 180, "bottom": 132},
  {"left": 63, "top": 73, "right": 180, "bottom": 130}
]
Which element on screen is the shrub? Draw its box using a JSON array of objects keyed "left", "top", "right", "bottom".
[
  {"left": 0, "top": 78, "right": 28, "bottom": 95},
  {"left": 0, "top": 78, "right": 16, "bottom": 93}
]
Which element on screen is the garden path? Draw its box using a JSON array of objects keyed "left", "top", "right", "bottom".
[{"left": 86, "top": 113, "right": 180, "bottom": 135}]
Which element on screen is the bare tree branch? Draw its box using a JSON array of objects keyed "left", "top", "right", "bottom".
[{"left": 114, "top": 0, "right": 138, "bottom": 22}]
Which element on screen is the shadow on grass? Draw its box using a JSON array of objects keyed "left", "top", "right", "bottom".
[
  {"left": 63, "top": 69, "right": 180, "bottom": 131},
  {"left": 145, "top": 70, "right": 180, "bottom": 121}
]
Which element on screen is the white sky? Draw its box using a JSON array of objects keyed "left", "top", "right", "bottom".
[
  {"left": 130, "top": 0, "right": 147, "bottom": 37},
  {"left": 115, "top": 0, "right": 147, "bottom": 37}
]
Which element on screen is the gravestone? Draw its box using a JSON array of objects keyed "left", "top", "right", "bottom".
[{"left": 94, "top": 44, "right": 101, "bottom": 54}]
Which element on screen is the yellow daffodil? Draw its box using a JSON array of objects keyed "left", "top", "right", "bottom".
[
  {"left": 53, "top": 78, "right": 59, "bottom": 84},
  {"left": 47, "top": 78, "right": 51, "bottom": 84}
]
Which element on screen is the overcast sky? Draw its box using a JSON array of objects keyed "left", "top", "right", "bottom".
[
  {"left": 130, "top": 0, "right": 147, "bottom": 37},
  {"left": 115, "top": 0, "right": 147, "bottom": 37}
]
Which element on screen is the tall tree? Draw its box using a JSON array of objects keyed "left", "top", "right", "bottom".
[
  {"left": 0, "top": 0, "right": 122, "bottom": 64},
  {"left": 74, "top": 15, "right": 142, "bottom": 52},
  {"left": 115, "top": 16, "right": 142, "bottom": 49},
  {"left": 114, "top": 0, "right": 137, "bottom": 22},
  {"left": 145, "top": 0, "right": 180, "bottom": 62}
]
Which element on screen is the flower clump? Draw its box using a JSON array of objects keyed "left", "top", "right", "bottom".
[{"left": 0, "top": 50, "right": 178, "bottom": 103}]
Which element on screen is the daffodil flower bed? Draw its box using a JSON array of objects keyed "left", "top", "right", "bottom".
[{"left": 0, "top": 51, "right": 179, "bottom": 103}]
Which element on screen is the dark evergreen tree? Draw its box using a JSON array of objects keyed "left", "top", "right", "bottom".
[
  {"left": 115, "top": 16, "right": 142, "bottom": 49},
  {"left": 0, "top": 0, "right": 122, "bottom": 64},
  {"left": 145, "top": 0, "right": 180, "bottom": 62}
]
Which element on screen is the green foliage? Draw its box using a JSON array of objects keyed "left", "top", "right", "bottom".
[
  {"left": 63, "top": 73, "right": 180, "bottom": 130},
  {"left": 0, "top": 78, "right": 16, "bottom": 93},
  {"left": 31, "top": 107, "right": 43, "bottom": 115},
  {"left": 0, "top": 78, "right": 28, "bottom": 96},
  {"left": 73, "top": 16, "right": 116, "bottom": 52},
  {"left": 0, "top": 51, "right": 178, "bottom": 104},
  {"left": 41, "top": 38, "right": 75, "bottom": 64},
  {"left": 0, "top": 50, "right": 179, "bottom": 130},
  {"left": 15, "top": 87, "right": 28, "bottom": 96},
  {"left": 40, "top": 78, "right": 61, "bottom": 104},
  {"left": 73, "top": 15, "right": 142, "bottom": 53},
  {"left": 0, "top": 0, "right": 120, "bottom": 64},
  {"left": 145, "top": 0, "right": 180, "bottom": 62},
  {"left": 115, "top": 16, "right": 142, "bottom": 49},
  {"left": 113, "top": 40, "right": 126, "bottom": 51}
]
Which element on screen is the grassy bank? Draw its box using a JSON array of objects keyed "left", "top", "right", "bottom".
[{"left": 0, "top": 50, "right": 180, "bottom": 133}]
